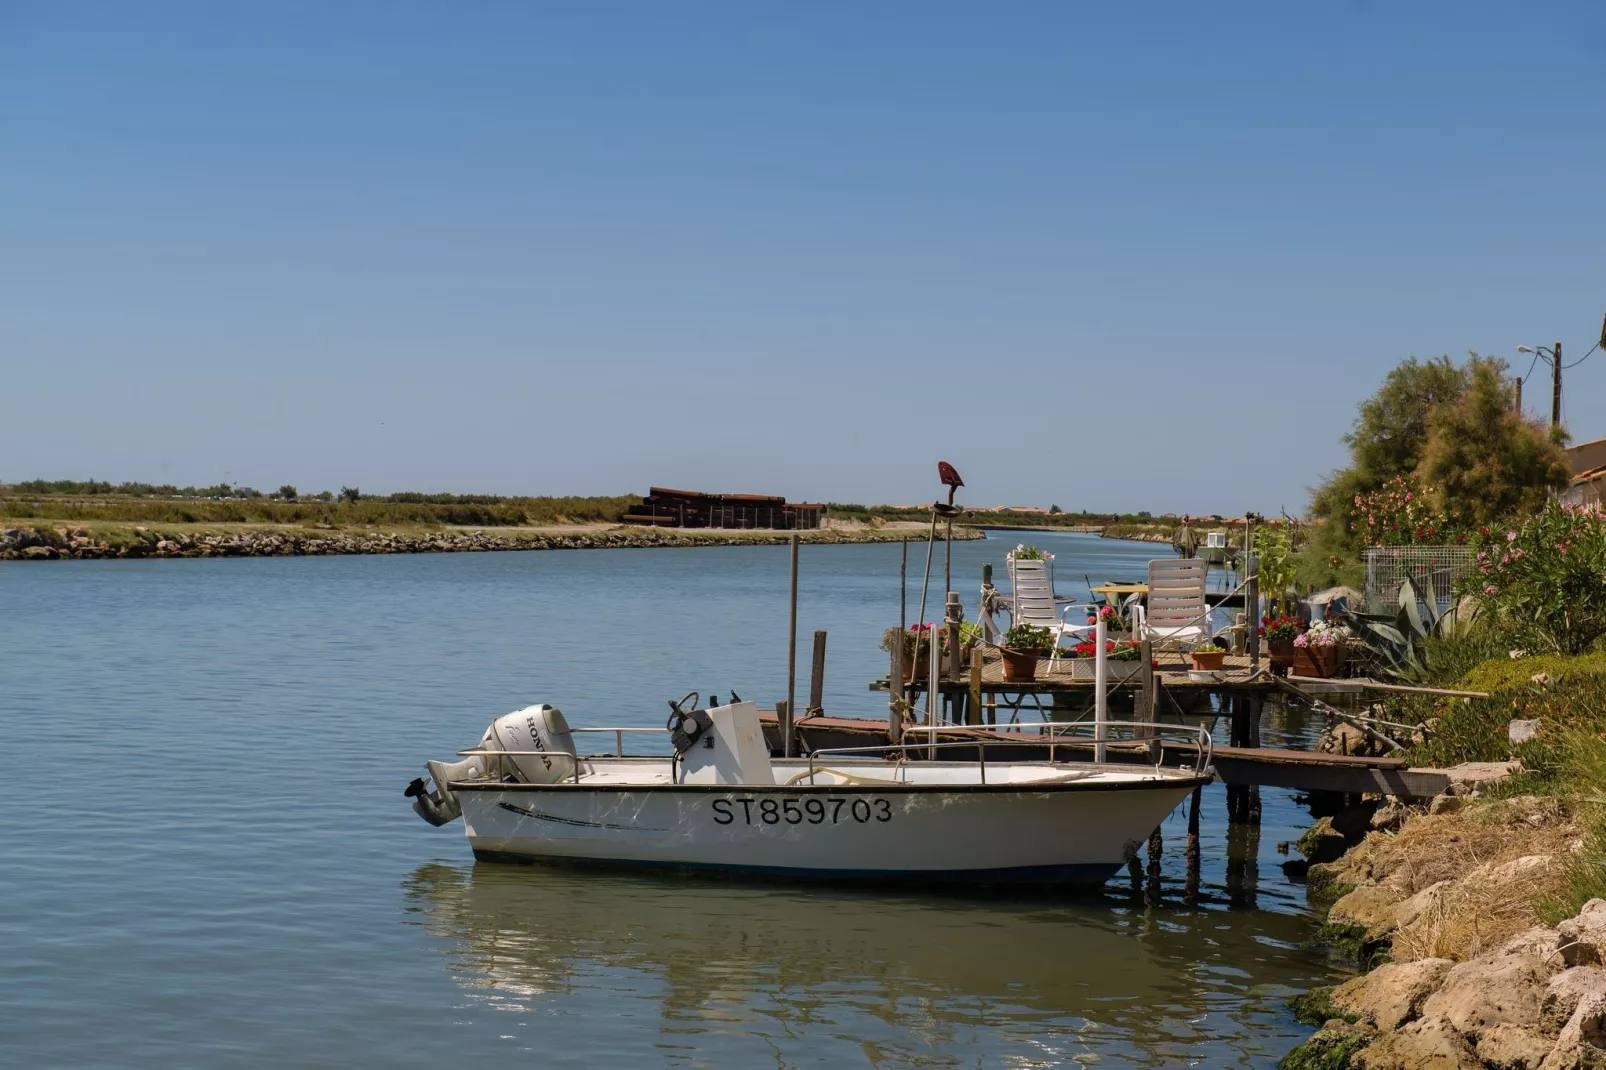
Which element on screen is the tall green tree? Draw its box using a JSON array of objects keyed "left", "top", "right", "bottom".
[
  {"left": 1418, "top": 357, "right": 1569, "bottom": 527},
  {"left": 1304, "top": 352, "right": 1569, "bottom": 588},
  {"left": 1309, "top": 356, "right": 1471, "bottom": 557}
]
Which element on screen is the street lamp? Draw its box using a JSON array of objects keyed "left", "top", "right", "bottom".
[{"left": 1515, "top": 344, "right": 1563, "bottom": 428}]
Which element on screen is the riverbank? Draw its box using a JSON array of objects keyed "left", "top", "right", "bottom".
[
  {"left": 1279, "top": 651, "right": 1606, "bottom": 1068},
  {"left": 1285, "top": 793, "right": 1605, "bottom": 1069},
  {"left": 0, "top": 520, "right": 982, "bottom": 560}
]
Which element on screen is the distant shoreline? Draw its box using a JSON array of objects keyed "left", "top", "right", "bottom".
[{"left": 0, "top": 521, "right": 984, "bottom": 561}]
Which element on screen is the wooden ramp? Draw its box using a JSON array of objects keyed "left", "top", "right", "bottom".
[{"left": 757, "top": 712, "right": 1450, "bottom": 799}]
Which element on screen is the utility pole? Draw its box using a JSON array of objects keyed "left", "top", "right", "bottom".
[
  {"left": 1552, "top": 340, "right": 1563, "bottom": 429},
  {"left": 1514, "top": 376, "right": 1523, "bottom": 414}
]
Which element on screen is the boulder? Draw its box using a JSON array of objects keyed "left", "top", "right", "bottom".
[
  {"left": 1542, "top": 967, "right": 1606, "bottom": 1034},
  {"left": 1539, "top": 991, "right": 1606, "bottom": 1069},
  {"left": 1476, "top": 1023, "right": 1554, "bottom": 1069},
  {"left": 1559, "top": 900, "right": 1606, "bottom": 968},
  {"left": 1331, "top": 800, "right": 1382, "bottom": 842},
  {"left": 1393, "top": 880, "right": 1454, "bottom": 933},
  {"left": 1444, "top": 761, "right": 1520, "bottom": 794},
  {"left": 1510, "top": 719, "right": 1542, "bottom": 746},
  {"left": 1430, "top": 794, "right": 1466, "bottom": 815},
  {"left": 1353, "top": 1014, "right": 1480, "bottom": 1069},
  {"left": 1332, "top": 883, "right": 1409, "bottom": 939},
  {"left": 1420, "top": 943, "right": 1555, "bottom": 1038},
  {"left": 1298, "top": 816, "right": 1351, "bottom": 863},
  {"left": 1331, "top": 957, "right": 1453, "bottom": 1030}
]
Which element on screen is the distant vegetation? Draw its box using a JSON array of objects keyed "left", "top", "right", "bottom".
[
  {"left": 0, "top": 481, "right": 640, "bottom": 528},
  {"left": 822, "top": 503, "right": 1205, "bottom": 529},
  {"left": 4, "top": 481, "right": 1221, "bottom": 532}
]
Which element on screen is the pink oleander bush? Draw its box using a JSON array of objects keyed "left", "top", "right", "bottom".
[{"left": 1463, "top": 500, "right": 1606, "bottom": 655}]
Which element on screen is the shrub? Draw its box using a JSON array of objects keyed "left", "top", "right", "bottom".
[{"left": 1463, "top": 500, "right": 1606, "bottom": 655}]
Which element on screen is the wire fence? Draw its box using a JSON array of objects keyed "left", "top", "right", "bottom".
[{"left": 1364, "top": 546, "right": 1476, "bottom": 615}]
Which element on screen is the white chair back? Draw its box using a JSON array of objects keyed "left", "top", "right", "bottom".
[
  {"left": 1007, "top": 555, "right": 1061, "bottom": 629},
  {"left": 1145, "top": 558, "right": 1208, "bottom": 631}
]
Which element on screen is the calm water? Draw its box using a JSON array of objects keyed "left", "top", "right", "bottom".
[{"left": 1, "top": 530, "right": 1342, "bottom": 1067}]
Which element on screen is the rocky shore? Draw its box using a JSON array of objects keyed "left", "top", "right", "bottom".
[
  {"left": 1284, "top": 777, "right": 1606, "bottom": 1069},
  {"left": 0, "top": 523, "right": 982, "bottom": 560}
]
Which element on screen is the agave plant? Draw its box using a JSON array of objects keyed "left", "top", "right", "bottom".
[{"left": 1333, "top": 577, "right": 1479, "bottom": 681}]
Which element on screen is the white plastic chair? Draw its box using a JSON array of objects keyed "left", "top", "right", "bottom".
[
  {"left": 1005, "top": 553, "right": 1095, "bottom": 668},
  {"left": 1133, "top": 558, "right": 1211, "bottom": 653}
]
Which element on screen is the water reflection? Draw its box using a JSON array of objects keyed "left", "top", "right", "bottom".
[{"left": 404, "top": 860, "right": 1337, "bottom": 1067}]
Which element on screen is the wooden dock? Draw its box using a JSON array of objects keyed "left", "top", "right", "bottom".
[{"left": 757, "top": 711, "right": 1451, "bottom": 799}]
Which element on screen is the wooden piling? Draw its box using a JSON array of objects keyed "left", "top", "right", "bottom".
[
  {"left": 1185, "top": 785, "right": 1202, "bottom": 903},
  {"left": 888, "top": 646, "right": 903, "bottom": 743},
  {"left": 968, "top": 645, "right": 983, "bottom": 726},
  {"left": 808, "top": 630, "right": 827, "bottom": 713}
]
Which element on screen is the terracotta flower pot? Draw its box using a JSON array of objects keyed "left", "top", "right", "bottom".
[
  {"left": 999, "top": 647, "right": 1041, "bottom": 682},
  {"left": 1190, "top": 648, "right": 1226, "bottom": 671}
]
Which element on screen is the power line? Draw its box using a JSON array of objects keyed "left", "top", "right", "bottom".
[{"left": 1561, "top": 341, "right": 1599, "bottom": 370}]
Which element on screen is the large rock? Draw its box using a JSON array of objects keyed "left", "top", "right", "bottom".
[
  {"left": 1476, "top": 1023, "right": 1554, "bottom": 1069},
  {"left": 1298, "top": 816, "right": 1351, "bottom": 863},
  {"left": 1420, "top": 941, "right": 1556, "bottom": 1038},
  {"left": 1444, "top": 761, "right": 1520, "bottom": 795},
  {"left": 1559, "top": 899, "right": 1606, "bottom": 967},
  {"left": 1332, "top": 957, "right": 1453, "bottom": 1030},
  {"left": 1353, "top": 1014, "right": 1480, "bottom": 1069},
  {"left": 1332, "top": 883, "right": 1409, "bottom": 939},
  {"left": 1393, "top": 880, "right": 1455, "bottom": 933},
  {"left": 1543, "top": 967, "right": 1606, "bottom": 1034},
  {"left": 1539, "top": 990, "right": 1606, "bottom": 1069}
]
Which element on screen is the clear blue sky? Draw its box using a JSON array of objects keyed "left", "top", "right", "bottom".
[{"left": 2, "top": 2, "right": 1602, "bottom": 514}]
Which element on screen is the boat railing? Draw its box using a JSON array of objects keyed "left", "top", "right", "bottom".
[{"left": 810, "top": 720, "right": 1212, "bottom": 786}]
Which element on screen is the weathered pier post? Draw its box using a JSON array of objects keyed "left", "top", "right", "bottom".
[
  {"left": 1185, "top": 785, "right": 1203, "bottom": 903},
  {"left": 808, "top": 630, "right": 827, "bottom": 714}
]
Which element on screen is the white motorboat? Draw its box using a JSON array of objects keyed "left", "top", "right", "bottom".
[{"left": 405, "top": 697, "right": 1212, "bottom": 885}]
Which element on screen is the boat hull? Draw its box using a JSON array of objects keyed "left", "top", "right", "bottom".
[{"left": 455, "top": 778, "right": 1203, "bottom": 885}]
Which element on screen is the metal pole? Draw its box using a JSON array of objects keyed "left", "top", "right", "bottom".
[
  {"left": 944, "top": 512, "right": 953, "bottom": 602},
  {"left": 1245, "top": 514, "right": 1260, "bottom": 672},
  {"left": 785, "top": 533, "right": 799, "bottom": 757},
  {"left": 1552, "top": 340, "right": 1563, "bottom": 429},
  {"left": 914, "top": 509, "right": 938, "bottom": 713},
  {"left": 1094, "top": 615, "right": 1107, "bottom": 763},
  {"left": 899, "top": 539, "right": 907, "bottom": 684}
]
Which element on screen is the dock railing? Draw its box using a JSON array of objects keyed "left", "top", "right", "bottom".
[{"left": 815, "top": 719, "right": 1213, "bottom": 785}]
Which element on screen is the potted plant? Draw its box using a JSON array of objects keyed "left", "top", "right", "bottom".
[
  {"left": 880, "top": 623, "right": 936, "bottom": 681},
  {"left": 1293, "top": 620, "right": 1347, "bottom": 678},
  {"left": 1069, "top": 638, "right": 1149, "bottom": 681},
  {"left": 999, "top": 623, "right": 1054, "bottom": 682},
  {"left": 1190, "top": 642, "right": 1226, "bottom": 671},
  {"left": 1261, "top": 615, "right": 1303, "bottom": 676}
]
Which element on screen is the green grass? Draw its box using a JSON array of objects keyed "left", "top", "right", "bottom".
[{"left": 1385, "top": 640, "right": 1606, "bottom": 927}]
